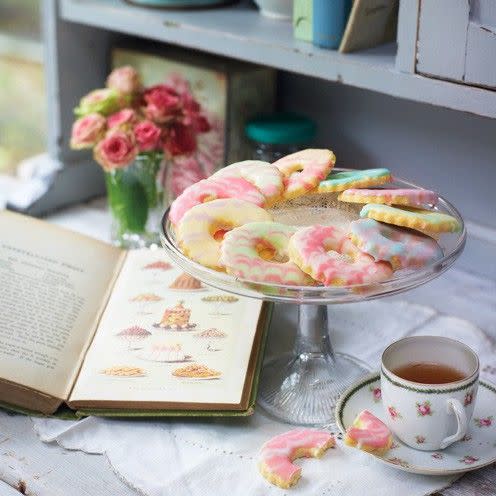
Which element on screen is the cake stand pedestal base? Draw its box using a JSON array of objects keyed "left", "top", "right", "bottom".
[{"left": 258, "top": 304, "right": 369, "bottom": 426}]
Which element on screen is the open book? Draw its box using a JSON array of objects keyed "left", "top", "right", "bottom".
[{"left": 0, "top": 211, "right": 270, "bottom": 417}]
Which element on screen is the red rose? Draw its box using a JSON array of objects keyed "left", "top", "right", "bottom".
[
  {"left": 143, "top": 84, "right": 181, "bottom": 123},
  {"left": 107, "top": 109, "right": 137, "bottom": 129},
  {"left": 134, "top": 120, "right": 162, "bottom": 152},
  {"left": 164, "top": 123, "right": 197, "bottom": 156},
  {"left": 94, "top": 130, "right": 138, "bottom": 170}
]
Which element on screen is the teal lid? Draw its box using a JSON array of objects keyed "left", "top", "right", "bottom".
[{"left": 245, "top": 113, "right": 316, "bottom": 145}]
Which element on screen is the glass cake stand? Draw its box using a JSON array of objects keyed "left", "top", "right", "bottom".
[{"left": 160, "top": 172, "right": 466, "bottom": 425}]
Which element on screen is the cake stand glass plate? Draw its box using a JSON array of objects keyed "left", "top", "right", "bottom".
[{"left": 160, "top": 171, "right": 466, "bottom": 425}]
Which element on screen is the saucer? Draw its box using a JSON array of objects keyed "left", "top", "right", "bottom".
[{"left": 335, "top": 373, "right": 496, "bottom": 475}]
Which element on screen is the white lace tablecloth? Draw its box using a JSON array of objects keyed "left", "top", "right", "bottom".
[{"left": 32, "top": 298, "right": 496, "bottom": 496}]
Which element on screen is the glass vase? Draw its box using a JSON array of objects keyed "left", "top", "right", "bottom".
[{"left": 105, "top": 152, "right": 164, "bottom": 248}]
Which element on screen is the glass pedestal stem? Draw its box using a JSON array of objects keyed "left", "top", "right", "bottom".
[
  {"left": 258, "top": 303, "right": 370, "bottom": 426},
  {"left": 296, "top": 304, "right": 335, "bottom": 362}
]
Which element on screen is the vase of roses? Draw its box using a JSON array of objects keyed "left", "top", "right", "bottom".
[{"left": 70, "top": 66, "right": 211, "bottom": 248}]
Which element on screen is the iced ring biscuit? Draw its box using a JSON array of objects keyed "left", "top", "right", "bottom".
[
  {"left": 349, "top": 219, "right": 443, "bottom": 270},
  {"left": 220, "top": 222, "right": 314, "bottom": 285},
  {"left": 169, "top": 176, "right": 267, "bottom": 225},
  {"left": 339, "top": 188, "right": 438, "bottom": 208},
  {"left": 212, "top": 160, "right": 284, "bottom": 205},
  {"left": 360, "top": 203, "right": 461, "bottom": 236},
  {"left": 273, "top": 149, "right": 335, "bottom": 200},
  {"left": 258, "top": 429, "right": 335, "bottom": 489},
  {"left": 344, "top": 410, "right": 393, "bottom": 456},
  {"left": 177, "top": 199, "right": 271, "bottom": 270},
  {"left": 318, "top": 168, "right": 392, "bottom": 193},
  {"left": 288, "top": 225, "right": 393, "bottom": 286}
]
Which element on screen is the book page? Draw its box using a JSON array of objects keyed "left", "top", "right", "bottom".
[
  {"left": 0, "top": 211, "right": 123, "bottom": 400},
  {"left": 70, "top": 249, "right": 263, "bottom": 408}
]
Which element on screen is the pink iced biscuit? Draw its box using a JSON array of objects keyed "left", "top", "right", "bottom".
[
  {"left": 273, "top": 149, "right": 335, "bottom": 200},
  {"left": 344, "top": 410, "right": 393, "bottom": 455},
  {"left": 169, "top": 176, "right": 267, "bottom": 225},
  {"left": 339, "top": 188, "right": 439, "bottom": 208},
  {"left": 349, "top": 218, "right": 443, "bottom": 270},
  {"left": 220, "top": 222, "right": 314, "bottom": 285},
  {"left": 212, "top": 160, "right": 284, "bottom": 205},
  {"left": 258, "top": 429, "right": 335, "bottom": 489},
  {"left": 288, "top": 225, "right": 393, "bottom": 286}
]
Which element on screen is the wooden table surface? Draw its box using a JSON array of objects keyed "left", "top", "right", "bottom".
[{"left": 0, "top": 203, "right": 495, "bottom": 495}]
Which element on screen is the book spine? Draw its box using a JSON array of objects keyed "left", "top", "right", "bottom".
[{"left": 312, "top": 0, "right": 352, "bottom": 49}]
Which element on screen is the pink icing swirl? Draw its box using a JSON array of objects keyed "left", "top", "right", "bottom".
[
  {"left": 289, "top": 225, "right": 393, "bottom": 285},
  {"left": 170, "top": 176, "right": 266, "bottom": 225},
  {"left": 259, "top": 429, "right": 335, "bottom": 483},
  {"left": 346, "top": 410, "right": 392, "bottom": 448}
]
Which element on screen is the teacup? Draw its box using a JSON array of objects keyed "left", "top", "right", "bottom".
[{"left": 381, "top": 336, "right": 479, "bottom": 451}]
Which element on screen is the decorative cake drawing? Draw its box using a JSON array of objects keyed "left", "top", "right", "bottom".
[
  {"left": 101, "top": 366, "right": 146, "bottom": 377},
  {"left": 155, "top": 301, "right": 197, "bottom": 330},
  {"left": 135, "top": 342, "right": 192, "bottom": 363},
  {"left": 169, "top": 272, "right": 204, "bottom": 291},
  {"left": 116, "top": 325, "right": 152, "bottom": 349},
  {"left": 143, "top": 261, "right": 172, "bottom": 271},
  {"left": 172, "top": 363, "right": 221, "bottom": 379},
  {"left": 201, "top": 294, "right": 239, "bottom": 316},
  {"left": 195, "top": 328, "right": 227, "bottom": 339},
  {"left": 130, "top": 293, "right": 163, "bottom": 302}
]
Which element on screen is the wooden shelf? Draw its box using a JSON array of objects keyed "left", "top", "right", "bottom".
[{"left": 60, "top": 0, "right": 496, "bottom": 118}]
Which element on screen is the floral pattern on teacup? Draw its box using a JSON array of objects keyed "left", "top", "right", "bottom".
[
  {"left": 459, "top": 455, "right": 479, "bottom": 465},
  {"left": 415, "top": 435, "right": 426, "bottom": 444},
  {"left": 416, "top": 401, "right": 433, "bottom": 417},
  {"left": 461, "top": 434, "right": 472, "bottom": 442},
  {"left": 464, "top": 390, "right": 474, "bottom": 406},
  {"left": 388, "top": 406, "right": 402, "bottom": 420},
  {"left": 386, "top": 457, "right": 409, "bottom": 468},
  {"left": 431, "top": 452, "right": 444, "bottom": 460},
  {"left": 369, "top": 386, "right": 382, "bottom": 402},
  {"left": 390, "top": 441, "right": 400, "bottom": 450},
  {"left": 474, "top": 416, "right": 493, "bottom": 427}
]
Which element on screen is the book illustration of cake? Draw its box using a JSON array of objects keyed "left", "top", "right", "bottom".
[
  {"left": 169, "top": 272, "right": 204, "bottom": 291},
  {"left": 172, "top": 363, "right": 221, "bottom": 379},
  {"left": 201, "top": 295, "right": 239, "bottom": 303},
  {"left": 116, "top": 326, "right": 152, "bottom": 350},
  {"left": 135, "top": 342, "right": 192, "bottom": 363},
  {"left": 143, "top": 261, "right": 172, "bottom": 271},
  {"left": 101, "top": 366, "right": 146, "bottom": 377},
  {"left": 130, "top": 293, "right": 163, "bottom": 302},
  {"left": 154, "top": 301, "right": 197, "bottom": 331},
  {"left": 194, "top": 328, "right": 227, "bottom": 339},
  {"left": 201, "top": 294, "right": 239, "bottom": 316}
]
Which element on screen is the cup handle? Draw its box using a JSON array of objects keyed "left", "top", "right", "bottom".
[{"left": 440, "top": 398, "right": 467, "bottom": 449}]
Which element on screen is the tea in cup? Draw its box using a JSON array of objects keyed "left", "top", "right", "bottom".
[{"left": 381, "top": 336, "right": 479, "bottom": 451}]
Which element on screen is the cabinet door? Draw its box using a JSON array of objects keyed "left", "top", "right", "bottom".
[{"left": 416, "top": 0, "right": 496, "bottom": 89}]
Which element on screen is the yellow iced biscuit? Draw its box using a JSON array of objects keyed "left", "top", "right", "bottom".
[{"left": 360, "top": 204, "right": 461, "bottom": 235}]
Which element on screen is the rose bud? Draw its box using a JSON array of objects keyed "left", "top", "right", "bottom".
[{"left": 106, "top": 66, "right": 142, "bottom": 95}]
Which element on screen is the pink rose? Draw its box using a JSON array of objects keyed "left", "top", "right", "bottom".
[
  {"left": 107, "top": 109, "right": 137, "bottom": 130},
  {"left": 106, "top": 66, "right": 142, "bottom": 95},
  {"left": 480, "top": 418, "right": 492, "bottom": 426},
  {"left": 70, "top": 113, "right": 106, "bottom": 149},
  {"left": 373, "top": 387, "right": 381, "bottom": 400},
  {"left": 164, "top": 123, "right": 197, "bottom": 156},
  {"left": 134, "top": 120, "right": 162, "bottom": 152},
  {"left": 94, "top": 130, "right": 138, "bottom": 171},
  {"left": 143, "top": 84, "right": 181, "bottom": 123}
]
